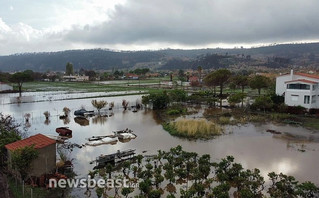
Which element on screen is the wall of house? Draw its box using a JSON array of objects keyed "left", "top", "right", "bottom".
[
  {"left": 6, "top": 144, "right": 56, "bottom": 178},
  {"left": 276, "top": 75, "right": 292, "bottom": 95},
  {"left": 285, "top": 90, "right": 312, "bottom": 109},
  {"left": 29, "top": 144, "right": 56, "bottom": 177}
]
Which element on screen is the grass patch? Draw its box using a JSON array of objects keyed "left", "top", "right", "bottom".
[
  {"left": 303, "top": 117, "right": 319, "bottom": 130},
  {"left": 166, "top": 106, "right": 187, "bottom": 116},
  {"left": 163, "top": 118, "right": 222, "bottom": 139},
  {"left": 218, "top": 116, "right": 231, "bottom": 125}
]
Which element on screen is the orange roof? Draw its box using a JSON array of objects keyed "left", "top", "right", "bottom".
[
  {"left": 295, "top": 72, "right": 319, "bottom": 80},
  {"left": 189, "top": 76, "right": 199, "bottom": 82},
  {"left": 280, "top": 72, "right": 319, "bottom": 79},
  {"left": 285, "top": 79, "right": 318, "bottom": 84},
  {"left": 5, "top": 134, "right": 56, "bottom": 151}
]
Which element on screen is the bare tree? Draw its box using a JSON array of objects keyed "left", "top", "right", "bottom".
[{"left": 91, "top": 100, "right": 107, "bottom": 115}]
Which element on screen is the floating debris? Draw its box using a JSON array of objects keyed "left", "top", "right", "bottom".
[
  {"left": 266, "top": 129, "right": 282, "bottom": 134},
  {"left": 91, "top": 149, "right": 136, "bottom": 169},
  {"left": 85, "top": 137, "right": 118, "bottom": 146}
]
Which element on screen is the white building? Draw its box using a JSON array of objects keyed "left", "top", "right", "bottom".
[
  {"left": 0, "top": 82, "right": 13, "bottom": 92},
  {"left": 276, "top": 70, "right": 319, "bottom": 109},
  {"left": 62, "top": 75, "right": 89, "bottom": 82}
]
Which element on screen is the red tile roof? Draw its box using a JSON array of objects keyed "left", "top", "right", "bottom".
[
  {"left": 295, "top": 72, "right": 319, "bottom": 80},
  {"left": 280, "top": 72, "right": 319, "bottom": 79},
  {"left": 285, "top": 79, "right": 318, "bottom": 84},
  {"left": 189, "top": 76, "right": 199, "bottom": 82},
  {"left": 5, "top": 134, "right": 56, "bottom": 151}
]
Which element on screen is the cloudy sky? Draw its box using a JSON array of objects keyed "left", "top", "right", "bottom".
[{"left": 0, "top": 0, "right": 319, "bottom": 55}]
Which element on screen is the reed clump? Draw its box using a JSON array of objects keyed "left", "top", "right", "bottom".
[{"left": 164, "top": 118, "right": 222, "bottom": 139}]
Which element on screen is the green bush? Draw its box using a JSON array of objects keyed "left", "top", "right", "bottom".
[{"left": 166, "top": 109, "right": 181, "bottom": 115}]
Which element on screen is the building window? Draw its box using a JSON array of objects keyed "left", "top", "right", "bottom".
[
  {"left": 287, "top": 83, "right": 310, "bottom": 90},
  {"left": 312, "top": 95, "right": 316, "bottom": 104},
  {"left": 291, "top": 95, "right": 299, "bottom": 101},
  {"left": 304, "top": 95, "right": 310, "bottom": 104}
]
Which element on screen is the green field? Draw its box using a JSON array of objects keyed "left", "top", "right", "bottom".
[{"left": 19, "top": 78, "right": 167, "bottom": 93}]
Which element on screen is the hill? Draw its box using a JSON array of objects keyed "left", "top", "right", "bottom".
[{"left": 0, "top": 43, "right": 319, "bottom": 72}]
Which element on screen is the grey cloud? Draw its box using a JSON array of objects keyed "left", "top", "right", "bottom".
[{"left": 65, "top": 0, "right": 319, "bottom": 46}]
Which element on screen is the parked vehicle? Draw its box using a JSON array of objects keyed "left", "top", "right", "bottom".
[
  {"left": 74, "top": 109, "right": 94, "bottom": 116},
  {"left": 56, "top": 127, "right": 72, "bottom": 136}
]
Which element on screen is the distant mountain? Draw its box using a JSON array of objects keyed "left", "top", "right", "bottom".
[
  {"left": 0, "top": 49, "right": 165, "bottom": 72},
  {"left": 0, "top": 43, "right": 319, "bottom": 72}
]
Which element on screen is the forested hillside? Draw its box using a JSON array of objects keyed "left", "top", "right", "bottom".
[{"left": 0, "top": 43, "right": 319, "bottom": 72}]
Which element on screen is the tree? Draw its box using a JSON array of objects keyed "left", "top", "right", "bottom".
[
  {"left": 178, "top": 69, "right": 186, "bottom": 82},
  {"left": 9, "top": 71, "right": 33, "bottom": 96},
  {"left": 197, "top": 66, "right": 202, "bottom": 83},
  {"left": 91, "top": 100, "right": 107, "bottom": 114},
  {"left": 65, "top": 62, "right": 74, "bottom": 75},
  {"left": 252, "top": 95, "right": 273, "bottom": 112},
  {"left": 204, "top": 69, "right": 231, "bottom": 97},
  {"left": 228, "top": 93, "right": 246, "bottom": 107},
  {"left": 148, "top": 91, "right": 170, "bottom": 110},
  {"left": 121, "top": 187, "right": 133, "bottom": 198},
  {"left": 232, "top": 75, "right": 248, "bottom": 93},
  {"left": 0, "top": 114, "right": 22, "bottom": 165},
  {"left": 122, "top": 99, "right": 129, "bottom": 110},
  {"left": 249, "top": 75, "right": 270, "bottom": 95},
  {"left": 11, "top": 145, "right": 39, "bottom": 180},
  {"left": 204, "top": 69, "right": 231, "bottom": 106},
  {"left": 169, "top": 89, "right": 187, "bottom": 102},
  {"left": 268, "top": 172, "right": 298, "bottom": 197},
  {"left": 85, "top": 70, "right": 97, "bottom": 81}
]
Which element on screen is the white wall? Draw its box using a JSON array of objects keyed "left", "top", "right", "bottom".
[
  {"left": 276, "top": 75, "right": 292, "bottom": 95},
  {"left": 285, "top": 90, "right": 312, "bottom": 109},
  {"left": 276, "top": 71, "right": 319, "bottom": 109}
]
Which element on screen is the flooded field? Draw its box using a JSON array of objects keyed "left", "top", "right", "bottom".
[
  {"left": 1, "top": 92, "right": 319, "bottom": 196},
  {"left": 0, "top": 90, "right": 144, "bottom": 104}
]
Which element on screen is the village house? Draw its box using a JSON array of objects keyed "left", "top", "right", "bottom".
[
  {"left": 0, "top": 82, "right": 13, "bottom": 92},
  {"left": 5, "top": 134, "right": 56, "bottom": 177},
  {"left": 276, "top": 70, "right": 319, "bottom": 109},
  {"left": 125, "top": 73, "right": 139, "bottom": 80},
  {"left": 62, "top": 75, "right": 89, "bottom": 82}
]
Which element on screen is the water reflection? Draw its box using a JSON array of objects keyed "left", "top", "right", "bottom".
[
  {"left": 92, "top": 116, "right": 107, "bottom": 125},
  {"left": 74, "top": 117, "right": 89, "bottom": 126},
  {"left": 44, "top": 119, "right": 51, "bottom": 125},
  {"left": 62, "top": 117, "right": 70, "bottom": 125},
  {"left": 0, "top": 94, "right": 319, "bottom": 197}
]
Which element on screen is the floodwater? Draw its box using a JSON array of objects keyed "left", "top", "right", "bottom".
[
  {"left": 1, "top": 92, "right": 319, "bottom": 196},
  {"left": 0, "top": 90, "right": 144, "bottom": 105}
]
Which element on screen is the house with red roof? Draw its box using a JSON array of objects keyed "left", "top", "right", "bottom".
[
  {"left": 276, "top": 70, "right": 319, "bottom": 109},
  {"left": 125, "top": 73, "right": 139, "bottom": 80},
  {"left": 5, "top": 134, "right": 56, "bottom": 177}
]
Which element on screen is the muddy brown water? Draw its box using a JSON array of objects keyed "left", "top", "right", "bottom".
[{"left": 1, "top": 93, "right": 319, "bottom": 196}]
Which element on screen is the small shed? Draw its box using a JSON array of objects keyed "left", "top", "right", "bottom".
[{"left": 5, "top": 134, "right": 56, "bottom": 177}]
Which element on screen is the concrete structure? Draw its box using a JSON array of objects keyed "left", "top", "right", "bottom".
[
  {"left": 0, "top": 82, "right": 13, "bottom": 92},
  {"left": 5, "top": 134, "right": 56, "bottom": 177},
  {"left": 276, "top": 70, "right": 319, "bottom": 109}
]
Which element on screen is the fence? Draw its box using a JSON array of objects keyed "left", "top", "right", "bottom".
[{"left": 8, "top": 176, "right": 68, "bottom": 198}]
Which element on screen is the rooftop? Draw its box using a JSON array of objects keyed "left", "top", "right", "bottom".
[
  {"left": 5, "top": 134, "right": 56, "bottom": 151},
  {"left": 295, "top": 72, "right": 319, "bottom": 80},
  {"left": 285, "top": 79, "right": 318, "bottom": 84},
  {"left": 279, "top": 71, "right": 319, "bottom": 79}
]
